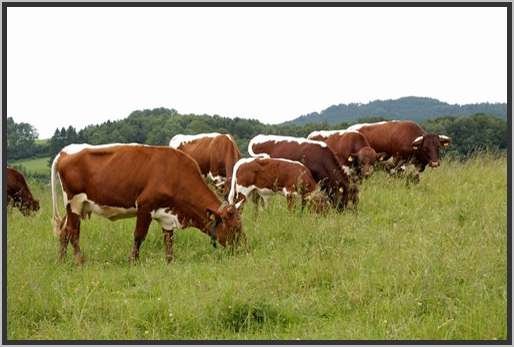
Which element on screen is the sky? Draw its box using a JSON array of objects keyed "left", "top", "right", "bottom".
[{"left": 7, "top": 6, "right": 508, "bottom": 139}]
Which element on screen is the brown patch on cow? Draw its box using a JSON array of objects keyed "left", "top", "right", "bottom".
[{"left": 172, "top": 134, "right": 241, "bottom": 197}]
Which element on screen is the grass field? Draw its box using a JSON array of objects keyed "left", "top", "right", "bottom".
[
  {"left": 6, "top": 155, "right": 507, "bottom": 341},
  {"left": 9, "top": 156, "right": 51, "bottom": 175}
]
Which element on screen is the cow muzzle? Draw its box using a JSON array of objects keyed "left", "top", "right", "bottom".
[{"left": 429, "top": 161, "right": 440, "bottom": 168}]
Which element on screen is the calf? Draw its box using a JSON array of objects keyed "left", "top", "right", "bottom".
[
  {"left": 169, "top": 133, "right": 241, "bottom": 196},
  {"left": 248, "top": 135, "right": 355, "bottom": 210},
  {"left": 51, "top": 143, "right": 244, "bottom": 264},
  {"left": 347, "top": 120, "right": 451, "bottom": 177},
  {"left": 228, "top": 156, "right": 328, "bottom": 213},
  {"left": 308, "top": 129, "right": 385, "bottom": 180},
  {"left": 6, "top": 167, "right": 40, "bottom": 216}
]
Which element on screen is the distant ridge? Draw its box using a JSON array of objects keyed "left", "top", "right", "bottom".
[{"left": 285, "top": 96, "right": 507, "bottom": 125}]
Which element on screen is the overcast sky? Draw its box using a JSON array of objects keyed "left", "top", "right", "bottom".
[{"left": 7, "top": 6, "right": 507, "bottom": 139}]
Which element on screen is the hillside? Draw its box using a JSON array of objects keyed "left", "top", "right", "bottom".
[{"left": 286, "top": 97, "right": 507, "bottom": 125}]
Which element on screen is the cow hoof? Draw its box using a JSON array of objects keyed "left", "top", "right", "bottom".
[
  {"left": 165, "top": 256, "right": 174, "bottom": 264},
  {"left": 128, "top": 255, "right": 139, "bottom": 264},
  {"left": 75, "top": 254, "right": 85, "bottom": 266}
]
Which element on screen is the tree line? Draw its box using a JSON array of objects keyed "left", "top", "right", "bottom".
[{"left": 7, "top": 108, "right": 508, "bottom": 169}]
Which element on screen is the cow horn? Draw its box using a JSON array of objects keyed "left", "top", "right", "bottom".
[{"left": 412, "top": 136, "right": 424, "bottom": 146}]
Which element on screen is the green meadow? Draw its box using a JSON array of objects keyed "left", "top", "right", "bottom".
[
  {"left": 9, "top": 157, "right": 51, "bottom": 175},
  {"left": 6, "top": 154, "right": 507, "bottom": 340}
]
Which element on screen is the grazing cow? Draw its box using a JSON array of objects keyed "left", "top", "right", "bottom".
[
  {"left": 347, "top": 120, "right": 451, "bottom": 176},
  {"left": 6, "top": 167, "right": 40, "bottom": 216},
  {"left": 169, "top": 133, "right": 241, "bottom": 196},
  {"left": 51, "top": 143, "right": 244, "bottom": 264},
  {"left": 308, "top": 129, "right": 385, "bottom": 180},
  {"left": 228, "top": 156, "right": 328, "bottom": 213},
  {"left": 248, "top": 135, "right": 355, "bottom": 210}
]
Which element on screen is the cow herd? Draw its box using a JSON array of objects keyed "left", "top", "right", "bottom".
[{"left": 6, "top": 119, "right": 451, "bottom": 265}]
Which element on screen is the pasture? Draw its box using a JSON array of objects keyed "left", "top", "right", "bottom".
[
  {"left": 6, "top": 154, "right": 507, "bottom": 340},
  {"left": 9, "top": 157, "right": 51, "bottom": 175}
]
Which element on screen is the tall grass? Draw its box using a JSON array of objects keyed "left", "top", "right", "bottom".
[{"left": 6, "top": 154, "right": 507, "bottom": 340}]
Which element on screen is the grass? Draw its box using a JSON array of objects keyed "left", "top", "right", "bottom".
[
  {"left": 9, "top": 156, "right": 51, "bottom": 176},
  {"left": 6, "top": 154, "right": 508, "bottom": 341}
]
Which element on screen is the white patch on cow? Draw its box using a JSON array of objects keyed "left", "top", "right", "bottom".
[
  {"left": 307, "top": 129, "right": 355, "bottom": 139},
  {"left": 228, "top": 157, "right": 257, "bottom": 203},
  {"left": 151, "top": 208, "right": 182, "bottom": 230},
  {"left": 207, "top": 172, "right": 226, "bottom": 186},
  {"left": 68, "top": 193, "right": 137, "bottom": 221},
  {"left": 347, "top": 120, "right": 397, "bottom": 131},
  {"left": 237, "top": 184, "right": 275, "bottom": 206},
  {"left": 62, "top": 143, "right": 148, "bottom": 155},
  {"left": 169, "top": 133, "right": 221, "bottom": 148},
  {"left": 248, "top": 134, "right": 327, "bottom": 157},
  {"left": 341, "top": 165, "right": 352, "bottom": 177}
]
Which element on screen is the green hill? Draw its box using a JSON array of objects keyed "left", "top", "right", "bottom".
[{"left": 286, "top": 96, "right": 507, "bottom": 125}]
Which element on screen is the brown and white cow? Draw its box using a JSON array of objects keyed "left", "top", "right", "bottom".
[
  {"left": 169, "top": 133, "right": 241, "bottom": 196},
  {"left": 51, "top": 143, "right": 244, "bottom": 265},
  {"left": 308, "top": 129, "right": 385, "bottom": 180},
  {"left": 6, "top": 167, "right": 40, "bottom": 216},
  {"left": 228, "top": 156, "right": 328, "bottom": 213},
  {"left": 248, "top": 135, "right": 355, "bottom": 210},
  {"left": 347, "top": 120, "right": 451, "bottom": 176}
]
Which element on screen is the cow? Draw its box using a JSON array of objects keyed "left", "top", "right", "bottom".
[
  {"left": 169, "top": 133, "right": 241, "bottom": 196},
  {"left": 228, "top": 156, "right": 329, "bottom": 214},
  {"left": 346, "top": 120, "right": 451, "bottom": 179},
  {"left": 51, "top": 143, "right": 244, "bottom": 265},
  {"left": 307, "top": 129, "right": 386, "bottom": 181},
  {"left": 248, "top": 135, "right": 355, "bottom": 210},
  {"left": 6, "top": 167, "right": 40, "bottom": 216}
]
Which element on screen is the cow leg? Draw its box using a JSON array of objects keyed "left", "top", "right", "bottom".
[
  {"left": 59, "top": 205, "right": 82, "bottom": 263},
  {"left": 58, "top": 227, "right": 70, "bottom": 262},
  {"left": 129, "top": 210, "right": 152, "bottom": 262},
  {"left": 68, "top": 215, "right": 83, "bottom": 265},
  {"left": 163, "top": 229, "right": 174, "bottom": 264},
  {"left": 250, "top": 191, "right": 260, "bottom": 219},
  {"left": 286, "top": 193, "right": 295, "bottom": 211}
]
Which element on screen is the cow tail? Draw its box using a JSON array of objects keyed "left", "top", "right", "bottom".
[
  {"left": 51, "top": 153, "right": 66, "bottom": 236},
  {"left": 247, "top": 137, "right": 257, "bottom": 157},
  {"left": 228, "top": 160, "right": 240, "bottom": 204}
]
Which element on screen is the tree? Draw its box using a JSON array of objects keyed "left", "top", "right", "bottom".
[{"left": 6, "top": 117, "right": 39, "bottom": 160}]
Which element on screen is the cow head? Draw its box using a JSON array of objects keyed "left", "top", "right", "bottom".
[
  {"left": 347, "top": 146, "right": 381, "bottom": 178},
  {"left": 11, "top": 189, "right": 40, "bottom": 216},
  {"left": 206, "top": 204, "right": 244, "bottom": 247},
  {"left": 305, "top": 188, "right": 330, "bottom": 214},
  {"left": 411, "top": 134, "right": 451, "bottom": 168}
]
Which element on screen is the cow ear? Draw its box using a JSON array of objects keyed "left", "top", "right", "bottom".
[
  {"left": 439, "top": 135, "right": 451, "bottom": 148},
  {"left": 206, "top": 208, "right": 221, "bottom": 224}
]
